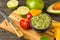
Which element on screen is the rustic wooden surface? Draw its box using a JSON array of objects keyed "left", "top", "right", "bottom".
[{"left": 0, "top": 0, "right": 60, "bottom": 40}]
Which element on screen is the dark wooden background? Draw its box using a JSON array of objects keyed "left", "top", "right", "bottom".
[{"left": 0, "top": 0, "right": 60, "bottom": 40}]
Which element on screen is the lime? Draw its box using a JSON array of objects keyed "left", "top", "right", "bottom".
[
  {"left": 7, "top": 0, "right": 18, "bottom": 10},
  {"left": 10, "top": 0, "right": 17, "bottom": 1},
  {"left": 17, "top": 6, "right": 29, "bottom": 16}
]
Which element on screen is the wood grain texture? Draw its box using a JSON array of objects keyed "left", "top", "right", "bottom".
[
  {"left": 0, "top": 10, "right": 54, "bottom": 40},
  {"left": 0, "top": 20, "right": 23, "bottom": 37}
]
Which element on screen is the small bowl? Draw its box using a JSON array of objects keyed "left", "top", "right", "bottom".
[{"left": 30, "top": 13, "right": 51, "bottom": 32}]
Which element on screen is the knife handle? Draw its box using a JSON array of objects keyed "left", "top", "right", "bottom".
[{"left": 9, "top": 22, "right": 23, "bottom": 37}]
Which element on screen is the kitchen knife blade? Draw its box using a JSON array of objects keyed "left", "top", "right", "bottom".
[{"left": 0, "top": 11, "right": 23, "bottom": 37}]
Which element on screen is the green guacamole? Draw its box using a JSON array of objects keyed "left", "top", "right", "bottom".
[{"left": 31, "top": 13, "right": 51, "bottom": 29}]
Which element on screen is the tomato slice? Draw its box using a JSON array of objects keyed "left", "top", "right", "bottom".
[
  {"left": 20, "top": 19, "right": 30, "bottom": 29},
  {"left": 20, "top": 19, "right": 25, "bottom": 24}
]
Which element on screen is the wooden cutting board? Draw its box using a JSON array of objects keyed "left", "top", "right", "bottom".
[{"left": 0, "top": 10, "right": 55, "bottom": 40}]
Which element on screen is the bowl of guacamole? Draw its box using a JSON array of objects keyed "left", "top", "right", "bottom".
[{"left": 30, "top": 13, "right": 51, "bottom": 32}]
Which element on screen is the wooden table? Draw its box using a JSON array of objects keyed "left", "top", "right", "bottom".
[{"left": 0, "top": 0, "right": 60, "bottom": 40}]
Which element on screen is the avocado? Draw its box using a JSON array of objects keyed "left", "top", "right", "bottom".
[
  {"left": 26, "top": 0, "right": 44, "bottom": 10},
  {"left": 47, "top": 4, "right": 60, "bottom": 14}
]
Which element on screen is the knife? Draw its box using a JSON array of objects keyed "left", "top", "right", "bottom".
[{"left": 0, "top": 11, "right": 23, "bottom": 37}]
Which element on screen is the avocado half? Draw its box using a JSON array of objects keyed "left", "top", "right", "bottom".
[{"left": 47, "top": 4, "right": 60, "bottom": 14}]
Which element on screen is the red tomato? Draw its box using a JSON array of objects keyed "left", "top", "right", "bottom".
[
  {"left": 20, "top": 19, "right": 25, "bottom": 24},
  {"left": 26, "top": 19, "right": 30, "bottom": 26},
  {"left": 26, "top": 13, "right": 32, "bottom": 20},
  {"left": 20, "top": 19, "right": 30, "bottom": 29}
]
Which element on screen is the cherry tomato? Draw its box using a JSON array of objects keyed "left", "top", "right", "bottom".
[
  {"left": 26, "top": 13, "right": 32, "bottom": 20},
  {"left": 20, "top": 19, "right": 30, "bottom": 29}
]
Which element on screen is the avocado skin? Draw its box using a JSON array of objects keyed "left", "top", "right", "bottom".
[
  {"left": 26, "top": 0, "right": 44, "bottom": 10},
  {"left": 47, "top": 4, "right": 60, "bottom": 14}
]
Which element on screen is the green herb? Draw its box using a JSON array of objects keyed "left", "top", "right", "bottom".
[{"left": 40, "top": 36, "right": 50, "bottom": 40}]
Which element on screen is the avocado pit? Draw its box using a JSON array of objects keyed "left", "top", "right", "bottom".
[{"left": 53, "top": 2, "right": 60, "bottom": 10}]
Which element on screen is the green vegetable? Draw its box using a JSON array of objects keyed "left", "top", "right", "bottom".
[
  {"left": 26, "top": 0, "right": 44, "bottom": 10},
  {"left": 17, "top": 6, "right": 29, "bottom": 16},
  {"left": 7, "top": 0, "right": 18, "bottom": 10},
  {"left": 40, "top": 36, "right": 50, "bottom": 40},
  {"left": 31, "top": 13, "right": 51, "bottom": 29}
]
